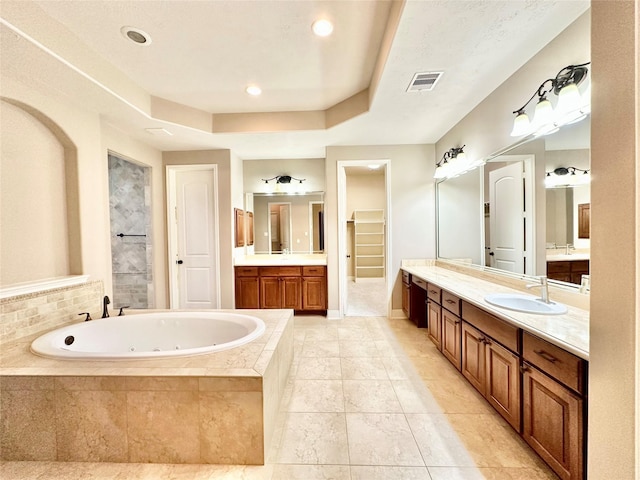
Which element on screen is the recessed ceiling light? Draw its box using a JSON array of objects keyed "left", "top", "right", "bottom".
[
  {"left": 120, "top": 26, "right": 152, "bottom": 45},
  {"left": 246, "top": 85, "right": 262, "bottom": 96},
  {"left": 368, "top": 164, "right": 381, "bottom": 170},
  {"left": 312, "top": 19, "right": 333, "bottom": 37}
]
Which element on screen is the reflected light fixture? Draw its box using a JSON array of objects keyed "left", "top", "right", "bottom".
[
  {"left": 510, "top": 62, "right": 590, "bottom": 137},
  {"left": 545, "top": 166, "right": 590, "bottom": 188},
  {"left": 434, "top": 145, "right": 483, "bottom": 180},
  {"left": 261, "top": 175, "right": 306, "bottom": 185}
]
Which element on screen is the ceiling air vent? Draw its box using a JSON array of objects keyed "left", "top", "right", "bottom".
[{"left": 407, "top": 72, "right": 443, "bottom": 92}]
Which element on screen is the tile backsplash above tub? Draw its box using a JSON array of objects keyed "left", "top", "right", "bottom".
[{"left": 0, "top": 280, "right": 103, "bottom": 345}]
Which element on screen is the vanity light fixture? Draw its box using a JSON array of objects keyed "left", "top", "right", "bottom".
[
  {"left": 434, "top": 145, "right": 482, "bottom": 180},
  {"left": 261, "top": 175, "right": 306, "bottom": 185},
  {"left": 545, "top": 166, "right": 591, "bottom": 188},
  {"left": 510, "top": 62, "right": 590, "bottom": 137}
]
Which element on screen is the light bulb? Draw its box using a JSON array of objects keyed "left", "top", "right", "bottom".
[
  {"left": 531, "top": 96, "right": 554, "bottom": 129},
  {"left": 510, "top": 111, "right": 531, "bottom": 137},
  {"left": 556, "top": 83, "right": 582, "bottom": 116}
]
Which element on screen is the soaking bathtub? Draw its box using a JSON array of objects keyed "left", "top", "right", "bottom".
[
  {"left": 30, "top": 311, "right": 266, "bottom": 360},
  {"left": 0, "top": 309, "right": 293, "bottom": 465}
]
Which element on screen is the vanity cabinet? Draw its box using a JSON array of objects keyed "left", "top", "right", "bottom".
[
  {"left": 547, "top": 260, "right": 589, "bottom": 285},
  {"left": 401, "top": 270, "right": 411, "bottom": 318},
  {"left": 260, "top": 267, "right": 301, "bottom": 310},
  {"left": 234, "top": 267, "right": 260, "bottom": 308},
  {"left": 301, "top": 266, "right": 327, "bottom": 311},
  {"left": 462, "top": 302, "right": 521, "bottom": 430},
  {"left": 234, "top": 265, "right": 327, "bottom": 314},
  {"left": 522, "top": 332, "right": 586, "bottom": 480},
  {"left": 441, "top": 291, "right": 462, "bottom": 370},
  {"left": 426, "top": 284, "right": 442, "bottom": 349},
  {"left": 407, "top": 274, "right": 587, "bottom": 479}
]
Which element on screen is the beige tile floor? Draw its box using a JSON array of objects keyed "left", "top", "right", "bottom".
[{"left": 1, "top": 315, "right": 559, "bottom": 480}]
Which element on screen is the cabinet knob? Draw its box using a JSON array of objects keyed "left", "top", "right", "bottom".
[{"left": 520, "top": 365, "right": 530, "bottom": 374}]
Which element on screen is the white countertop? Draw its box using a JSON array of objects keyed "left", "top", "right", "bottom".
[
  {"left": 234, "top": 254, "right": 327, "bottom": 266},
  {"left": 401, "top": 263, "right": 589, "bottom": 360}
]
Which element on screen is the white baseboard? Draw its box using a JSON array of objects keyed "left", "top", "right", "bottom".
[
  {"left": 390, "top": 308, "right": 407, "bottom": 319},
  {"left": 327, "top": 309, "right": 341, "bottom": 320}
]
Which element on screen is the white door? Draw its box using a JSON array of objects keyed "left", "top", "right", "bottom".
[
  {"left": 175, "top": 169, "right": 218, "bottom": 309},
  {"left": 489, "top": 162, "right": 525, "bottom": 273}
]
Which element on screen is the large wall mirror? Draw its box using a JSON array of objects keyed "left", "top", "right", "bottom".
[
  {"left": 250, "top": 192, "right": 324, "bottom": 254},
  {"left": 437, "top": 116, "right": 590, "bottom": 287}
]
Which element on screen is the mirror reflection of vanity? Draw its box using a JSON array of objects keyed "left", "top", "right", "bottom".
[
  {"left": 437, "top": 116, "right": 590, "bottom": 287},
  {"left": 248, "top": 192, "right": 324, "bottom": 254}
]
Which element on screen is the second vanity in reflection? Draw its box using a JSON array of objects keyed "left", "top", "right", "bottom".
[{"left": 234, "top": 254, "right": 327, "bottom": 315}]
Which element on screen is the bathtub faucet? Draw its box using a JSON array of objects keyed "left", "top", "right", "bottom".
[{"left": 102, "top": 295, "right": 111, "bottom": 318}]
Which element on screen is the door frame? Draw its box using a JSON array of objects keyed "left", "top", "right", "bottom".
[
  {"left": 337, "top": 159, "right": 392, "bottom": 318},
  {"left": 166, "top": 164, "right": 221, "bottom": 309}
]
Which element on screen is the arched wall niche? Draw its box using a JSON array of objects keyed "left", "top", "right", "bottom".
[{"left": 0, "top": 97, "right": 82, "bottom": 286}]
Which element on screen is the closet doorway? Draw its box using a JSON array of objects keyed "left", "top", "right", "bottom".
[{"left": 337, "top": 160, "right": 391, "bottom": 318}]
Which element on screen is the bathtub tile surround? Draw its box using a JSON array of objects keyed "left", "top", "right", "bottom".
[
  {"left": 0, "top": 280, "right": 103, "bottom": 345},
  {"left": 0, "top": 309, "right": 293, "bottom": 465}
]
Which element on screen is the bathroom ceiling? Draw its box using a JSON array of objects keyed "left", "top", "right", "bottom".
[{"left": 0, "top": 0, "right": 589, "bottom": 159}]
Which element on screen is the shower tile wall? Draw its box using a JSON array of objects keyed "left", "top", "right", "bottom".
[{"left": 108, "top": 155, "right": 153, "bottom": 309}]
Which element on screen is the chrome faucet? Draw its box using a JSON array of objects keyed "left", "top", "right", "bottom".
[
  {"left": 102, "top": 295, "right": 111, "bottom": 318},
  {"left": 565, "top": 244, "right": 574, "bottom": 255},
  {"left": 526, "top": 276, "right": 550, "bottom": 303}
]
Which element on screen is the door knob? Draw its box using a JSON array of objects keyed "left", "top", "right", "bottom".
[{"left": 176, "top": 260, "right": 184, "bottom": 265}]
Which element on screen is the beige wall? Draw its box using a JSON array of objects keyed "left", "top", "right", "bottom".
[
  {"left": 1, "top": 75, "right": 112, "bottom": 296},
  {"left": 346, "top": 174, "right": 385, "bottom": 218},
  {"left": 1, "top": 100, "right": 70, "bottom": 285},
  {"left": 162, "top": 150, "right": 239, "bottom": 308},
  {"left": 326, "top": 145, "right": 435, "bottom": 315},
  {"left": 243, "top": 158, "right": 326, "bottom": 194},
  {"left": 589, "top": 1, "right": 639, "bottom": 478}
]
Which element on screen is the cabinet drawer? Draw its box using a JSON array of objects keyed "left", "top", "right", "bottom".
[
  {"left": 302, "top": 266, "right": 326, "bottom": 277},
  {"left": 402, "top": 270, "right": 410, "bottom": 285},
  {"left": 427, "top": 283, "right": 441, "bottom": 304},
  {"left": 412, "top": 277, "right": 427, "bottom": 290},
  {"left": 259, "top": 266, "right": 301, "bottom": 276},
  {"left": 442, "top": 290, "right": 461, "bottom": 316},
  {"left": 523, "top": 332, "right": 586, "bottom": 394},
  {"left": 235, "top": 266, "right": 258, "bottom": 277},
  {"left": 461, "top": 301, "right": 519, "bottom": 353}
]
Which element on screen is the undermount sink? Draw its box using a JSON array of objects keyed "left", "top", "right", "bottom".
[{"left": 484, "top": 293, "right": 568, "bottom": 315}]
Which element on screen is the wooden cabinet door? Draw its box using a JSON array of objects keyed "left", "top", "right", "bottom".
[
  {"left": 485, "top": 339, "right": 521, "bottom": 431},
  {"left": 461, "top": 322, "right": 485, "bottom": 394},
  {"left": 281, "top": 277, "right": 301, "bottom": 310},
  {"left": 441, "top": 309, "right": 461, "bottom": 370},
  {"left": 235, "top": 276, "right": 259, "bottom": 309},
  {"left": 260, "top": 277, "right": 282, "bottom": 309},
  {"left": 402, "top": 283, "right": 410, "bottom": 318},
  {"left": 302, "top": 277, "right": 326, "bottom": 310},
  {"left": 523, "top": 363, "right": 584, "bottom": 480},
  {"left": 427, "top": 301, "right": 442, "bottom": 350}
]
